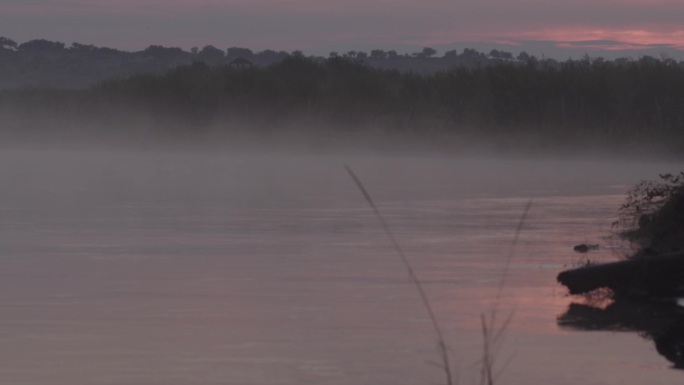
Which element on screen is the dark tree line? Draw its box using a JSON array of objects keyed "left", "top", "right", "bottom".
[{"left": 2, "top": 49, "right": 684, "bottom": 152}]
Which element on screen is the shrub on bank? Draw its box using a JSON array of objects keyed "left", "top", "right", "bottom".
[{"left": 617, "top": 172, "right": 684, "bottom": 255}]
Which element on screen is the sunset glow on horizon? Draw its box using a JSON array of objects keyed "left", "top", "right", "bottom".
[{"left": 2, "top": 0, "right": 683, "bottom": 58}]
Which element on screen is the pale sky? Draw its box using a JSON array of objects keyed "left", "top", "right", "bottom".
[{"left": 2, "top": 0, "right": 683, "bottom": 59}]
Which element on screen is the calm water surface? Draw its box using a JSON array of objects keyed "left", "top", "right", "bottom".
[{"left": 0, "top": 149, "right": 682, "bottom": 385}]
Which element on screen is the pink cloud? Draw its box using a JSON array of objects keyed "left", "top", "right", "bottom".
[{"left": 512, "top": 27, "right": 684, "bottom": 49}]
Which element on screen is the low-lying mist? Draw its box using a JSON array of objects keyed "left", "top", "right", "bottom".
[
  {"left": 3, "top": 72, "right": 684, "bottom": 230},
  {"left": 1, "top": 142, "right": 681, "bottom": 213}
]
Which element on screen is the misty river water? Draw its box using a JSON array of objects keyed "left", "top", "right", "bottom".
[{"left": 0, "top": 148, "right": 683, "bottom": 385}]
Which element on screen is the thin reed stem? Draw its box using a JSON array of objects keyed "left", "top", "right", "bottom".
[
  {"left": 481, "top": 199, "right": 532, "bottom": 385},
  {"left": 344, "top": 165, "right": 455, "bottom": 385}
]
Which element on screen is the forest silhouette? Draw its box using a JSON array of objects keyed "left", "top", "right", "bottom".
[{"left": 2, "top": 37, "right": 684, "bottom": 153}]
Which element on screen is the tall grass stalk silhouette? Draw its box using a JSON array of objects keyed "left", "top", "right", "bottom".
[
  {"left": 344, "top": 165, "right": 455, "bottom": 385},
  {"left": 345, "top": 165, "right": 532, "bottom": 385},
  {"left": 480, "top": 200, "right": 532, "bottom": 385}
]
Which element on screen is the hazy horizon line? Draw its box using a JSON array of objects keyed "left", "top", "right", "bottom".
[{"left": 5, "top": 35, "right": 684, "bottom": 61}]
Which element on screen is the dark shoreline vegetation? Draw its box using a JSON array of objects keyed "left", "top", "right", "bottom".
[
  {"left": 558, "top": 173, "right": 684, "bottom": 368},
  {"left": 560, "top": 172, "right": 684, "bottom": 299},
  {"left": 1, "top": 37, "right": 684, "bottom": 155}
]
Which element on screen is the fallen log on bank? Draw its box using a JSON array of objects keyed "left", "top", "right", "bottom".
[{"left": 557, "top": 252, "right": 684, "bottom": 298}]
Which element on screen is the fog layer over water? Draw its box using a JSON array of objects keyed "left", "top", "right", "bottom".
[{"left": 0, "top": 148, "right": 682, "bottom": 385}]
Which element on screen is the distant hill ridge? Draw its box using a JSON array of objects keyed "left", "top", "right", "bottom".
[{"left": 4, "top": 36, "right": 679, "bottom": 90}]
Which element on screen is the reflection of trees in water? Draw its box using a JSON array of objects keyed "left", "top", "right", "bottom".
[{"left": 558, "top": 300, "right": 684, "bottom": 368}]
